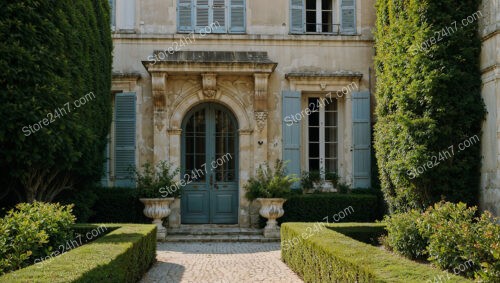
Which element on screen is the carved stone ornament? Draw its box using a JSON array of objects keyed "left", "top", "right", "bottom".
[
  {"left": 254, "top": 111, "right": 268, "bottom": 132},
  {"left": 202, "top": 73, "right": 217, "bottom": 97}
]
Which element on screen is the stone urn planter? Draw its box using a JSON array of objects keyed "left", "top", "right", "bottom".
[
  {"left": 139, "top": 198, "right": 174, "bottom": 240},
  {"left": 257, "top": 198, "right": 286, "bottom": 238}
]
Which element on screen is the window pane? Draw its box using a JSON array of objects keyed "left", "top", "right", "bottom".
[
  {"left": 306, "top": 0, "right": 316, "bottom": 9},
  {"left": 309, "top": 142, "right": 320, "bottom": 158},
  {"left": 325, "top": 142, "right": 337, "bottom": 158},
  {"left": 309, "top": 127, "right": 319, "bottom": 142},
  {"left": 322, "top": 11, "right": 333, "bottom": 32},
  {"left": 322, "top": 0, "right": 332, "bottom": 10},
  {"left": 309, "top": 159, "right": 320, "bottom": 171},
  {"left": 325, "top": 127, "right": 337, "bottom": 142},
  {"left": 326, "top": 99, "right": 337, "bottom": 111},
  {"left": 325, "top": 158, "right": 337, "bottom": 172},
  {"left": 325, "top": 110, "right": 337, "bottom": 126}
]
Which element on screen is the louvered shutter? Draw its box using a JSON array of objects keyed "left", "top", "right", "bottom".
[
  {"left": 212, "top": 0, "right": 227, "bottom": 32},
  {"left": 195, "top": 0, "right": 210, "bottom": 32},
  {"left": 282, "top": 91, "right": 302, "bottom": 189},
  {"left": 229, "top": 0, "right": 245, "bottom": 33},
  {"left": 341, "top": 0, "right": 356, "bottom": 34},
  {"left": 178, "top": 0, "right": 193, "bottom": 32},
  {"left": 114, "top": 92, "right": 136, "bottom": 188},
  {"left": 352, "top": 91, "right": 371, "bottom": 188},
  {"left": 290, "top": 0, "right": 304, "bottom": 34}
]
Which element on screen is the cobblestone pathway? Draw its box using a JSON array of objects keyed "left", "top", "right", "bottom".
[{"left": 140, "top": 242, "right": 304, "bottom": 283}]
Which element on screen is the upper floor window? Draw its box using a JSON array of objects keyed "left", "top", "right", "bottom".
[
  {"left": 109, "top": 0, "right": 135, "bottom": 32},
  {"left": 178, "top": 0, "right": 246, "bottom": 33},
  {"left": 291, "top": 0, "right": 356, "bottom": 34}
]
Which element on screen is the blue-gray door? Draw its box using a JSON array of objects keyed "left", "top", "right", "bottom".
[{"left": 181, "top": 103, "right": 239, "bottom": 224}]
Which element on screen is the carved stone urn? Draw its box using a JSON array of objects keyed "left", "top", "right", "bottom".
[
  {"left": 139, "top": 198, "right": 174, "bottom": 240},
  {"left": 257, "top": 198, "right": 286, "bottom": 238}
]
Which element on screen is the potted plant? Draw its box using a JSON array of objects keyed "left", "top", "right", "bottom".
[
  {"left": 322, "top": 171, "right": 340, "bottom": 191},
  {"left": 134, "top": 161, "right": 180, "bottom": 239},
  {"left": 244, "top": 159, "right": 298, "bottom": 238},
  {"left": 301, "top": 171, "right": 322, "bottom": 193}
]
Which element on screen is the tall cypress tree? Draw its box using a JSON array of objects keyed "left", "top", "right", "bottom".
[
  {"left": 374, "top": 0, "right": 485, "bottom": 212},
  {"left": 0, "top": 0, "right": 112, "bottom": 202}
]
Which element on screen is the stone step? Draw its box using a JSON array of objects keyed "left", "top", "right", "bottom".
[
  {"left": 161, "top": 234, "right": 279, "bottom": 242},
  {"left": 168, "top": 227, "right": 263, "bottom": 236}
]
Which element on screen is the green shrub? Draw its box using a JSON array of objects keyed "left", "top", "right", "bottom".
[
  {"left": 281, "top": 223, "right": 472, "bottom": 282},
  {"left": 0, "top": 202, "right": 75, "bottom": 275},
  {"left": 278, "top": 193, "right": 383, "bottom": 224},
  {"left": 418, "top": 202, "right": 500, "bottom": 281},
  {"left": 55, "top": 188, "right": 98, "bottom": 223},
  {"left": 374, "top": 0, "right": 485, "bottom": 212},
  {"left": 0, "top": 224, "right": 156, "bottom": 283},
  {"left": 383, "top": 210, "right": 428, "bottom": 260},
  {"left": 88, "top": 188, "right": 149, "bottom": 223},
  {"left": 0, "top": 0, "right": 113, "bottom": 202}
]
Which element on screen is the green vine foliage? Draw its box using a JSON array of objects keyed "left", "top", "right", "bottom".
[{"left": 374, "top": 0, "right": 485, "bottom": 212}]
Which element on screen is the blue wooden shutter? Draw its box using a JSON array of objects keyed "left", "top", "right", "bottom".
[
  {"left": 178, "top": 0, "right": 194, "bottom": 32},
  {"left": 195, "top": 0, "right": 210, "bottom": 32},
  {"left": 352, "top": 91, "right": 371, "bottom": 188},
  {"left": 282, "top": 91, "right": 301, "bottom": 188},
  {"left": 290, "top": 0, "right": 304, "bottom": 34},
  {"left": 229, "top": 0, "right": 245, "bottom": 33},
  {"left": 114, "top": 92, "right": 136, "bottom": 188},
  {"left": 121, "top": 0, "right": 135, "bottom": 30},
  {"left": 212, "top": 0, "right": 227, "bottom": 33},
  {"left": 340, "top": 0, "right": 356, "bottom": 34}
]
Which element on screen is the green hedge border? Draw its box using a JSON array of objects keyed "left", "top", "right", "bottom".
[
  {"left": 281, "top": 223, "right": 474, "bottom": 282},
  {"left": 0, "top": 224, "right": 156, "bottom": 283}
]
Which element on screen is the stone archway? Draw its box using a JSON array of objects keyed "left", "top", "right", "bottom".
[{"left": 142, "top": 51, "right": 277, "bottom": 228}]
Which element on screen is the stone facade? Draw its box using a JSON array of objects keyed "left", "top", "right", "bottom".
[
  {"left": 108, "top": 0, "right": 500, "bottom": 222},
  {"left": 480, "top": 0, "right": 500, "bottom": 216},
  {"left": 108, "top": 0, "right": 376, "bottom": 227}
]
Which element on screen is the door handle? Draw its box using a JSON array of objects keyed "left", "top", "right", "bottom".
[{"left": 209, "top": 175, "right": 213, "bottom": 187}]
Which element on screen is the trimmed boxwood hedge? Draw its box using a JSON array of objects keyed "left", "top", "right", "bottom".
[
  {"left": 281, "top": 223, "right": 473, "bottom": 282},
  {"left": 0, "top": 224, "right": 156, "bottom": 283},
  {"left": 278, "top": 192, "right": 384, "bottom": 224}
]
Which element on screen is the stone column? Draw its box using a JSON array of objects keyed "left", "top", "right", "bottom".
[
  {"left": 152, "top": 73, "right": 168, "bottom": 164},
  {"left": 253, "top": 73, "right": 270, "bottom": 168},
  {"left": 239, "top": 129, "right": 253, "bottom": 228}
]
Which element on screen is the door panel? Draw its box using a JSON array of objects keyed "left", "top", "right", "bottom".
[{"left": 181, "top": 103, "right": 238, "bottom": 224}]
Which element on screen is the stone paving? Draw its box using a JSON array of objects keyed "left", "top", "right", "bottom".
[{"left": 140, "top": 242, "right": 304, "bottom": 283}]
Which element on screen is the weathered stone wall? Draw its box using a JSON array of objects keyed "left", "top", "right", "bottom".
[
  {"left": 110, "top": 0, "right": 376, "bottom": 226},
  {"left": 479, "top": 0, "right": 500, "bottom": 216}
]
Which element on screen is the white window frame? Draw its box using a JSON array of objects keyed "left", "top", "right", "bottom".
[
  {"left": 304, "top": 94, "right": 339, "bottom": 176},
  {"left": 305, "top": 0, "right": 338, "bottom": 34}
]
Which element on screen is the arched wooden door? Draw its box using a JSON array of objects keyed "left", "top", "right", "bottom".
[{"left": 181, "top": 103, "right": 239, "bottom": 224}]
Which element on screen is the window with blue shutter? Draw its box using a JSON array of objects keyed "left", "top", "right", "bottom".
[
  {"left": 178, "top": 0, "right": 245, "bottom": 33},
  {"left": 178, "top": 0, "right": 194, "bottom": 32},
  {"left": 282, "top": 91, "right": 302, "bottom": 188},
  {"left": 290, "top": 0, "right": 305, "bottom": 34},
  {"left": 340, "top": 0, "right": 356, "bottom": 34},
  {"left": 229, "top": 0, "right": 245, "bottom": 33},
  {"left": 290, "top": 0, "right": 355, "bottom": 35},
  {"left": 114, "top": 92, "right": 136, "bottom": 188},
  {"left": 352, "top": 91, "right": 371, "bottom": 188}
]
